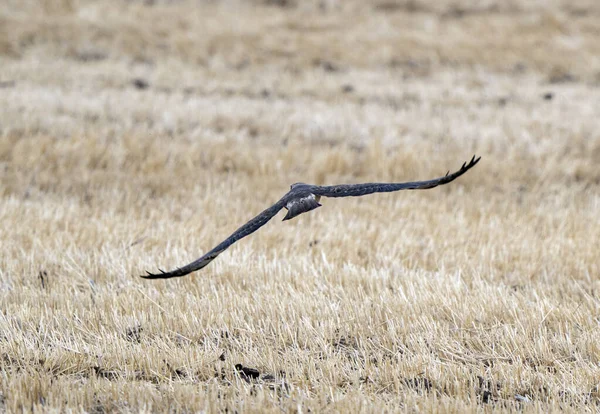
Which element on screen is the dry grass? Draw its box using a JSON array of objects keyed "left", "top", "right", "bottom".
[{"left": 1, "top": 0, "right": 600, "bottom": 412}]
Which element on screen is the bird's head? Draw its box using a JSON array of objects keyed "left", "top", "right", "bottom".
[{"left": 290, "top": 182, "right": 308, "bottom": 190}]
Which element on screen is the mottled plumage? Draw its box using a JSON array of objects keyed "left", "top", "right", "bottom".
[{"left": 142, "top": 155, "right": 480, "bottom": 279}]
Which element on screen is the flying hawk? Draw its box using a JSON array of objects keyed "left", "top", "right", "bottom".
[{"left": 143, "top": 155, "right": 480, "bottom": 279}]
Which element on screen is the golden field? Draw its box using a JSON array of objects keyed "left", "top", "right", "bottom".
[{"left": 0, "top": 0, "right": 599, "bottom": 412}]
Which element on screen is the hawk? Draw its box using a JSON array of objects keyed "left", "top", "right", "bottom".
[{"left": 143, "top": 155, "right": 480, "bottom": 279}]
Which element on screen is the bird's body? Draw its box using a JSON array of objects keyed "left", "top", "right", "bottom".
[{"left": 143, "top": 156, "right": 480, "bottom": 279}]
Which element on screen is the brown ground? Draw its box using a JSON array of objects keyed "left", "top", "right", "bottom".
[{"left": 1, "top": 0, "right": 599, "bottom": 412}]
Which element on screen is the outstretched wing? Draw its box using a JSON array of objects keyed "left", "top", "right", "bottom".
[
  {"left": 312, "top": 155, "right": 480, "bottom": 198},
  {"left": 142, "top": 198, "right": 287, "bottom": 279}
]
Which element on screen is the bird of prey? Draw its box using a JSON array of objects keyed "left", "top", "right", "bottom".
[{"left": 143, "top": 155, "right": 480, "bottom": 279}]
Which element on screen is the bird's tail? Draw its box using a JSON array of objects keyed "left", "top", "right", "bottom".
[{"left": 283, "top": 197, "right": 321, "bottom": 221}]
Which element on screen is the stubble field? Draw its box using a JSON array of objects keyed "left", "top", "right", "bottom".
[{"left": 1, "top": 0, "right": 600, "bottom": 412}]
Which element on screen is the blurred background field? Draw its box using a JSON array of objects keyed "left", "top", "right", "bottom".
[{"left": 0, "top": 0, "right": 599, "bottom": 412}]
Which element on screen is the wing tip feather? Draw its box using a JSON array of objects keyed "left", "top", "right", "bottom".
[
  {"left": 141, "top": 267, "right": 176, "bottom": 279},
  {"left": 460, "top": 154, "right": 481, "bottom": 172}
]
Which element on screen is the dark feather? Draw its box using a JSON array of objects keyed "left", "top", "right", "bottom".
[
  {"left": 142, "top": 199, "right": 287, "bottom": 279},
  {"left": 312, "top": 155, "right": 480, "bottom": 198}
]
